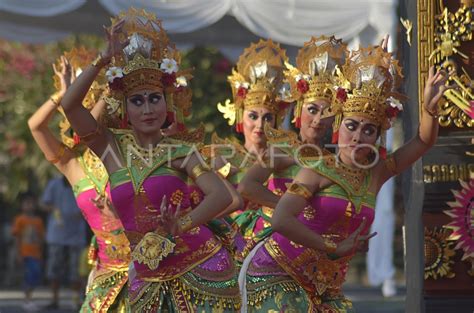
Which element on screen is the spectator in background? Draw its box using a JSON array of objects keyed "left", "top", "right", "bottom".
[
  {"left": 41, "top": 176, "right": 86, "bottom": 310},
  {"left": 12, "top": 193, "right": 45, "bottom": 312}
]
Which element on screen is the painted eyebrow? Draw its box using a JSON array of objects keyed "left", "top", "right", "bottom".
[
  {"left": 345, "top": 118, "right": 377, "bottom": 128},
  {"left": 362, "top": 123, "right": 377, "bottom": 129},
  {"left": 345, "top": 118, "right": 359, "bottom": 124}
]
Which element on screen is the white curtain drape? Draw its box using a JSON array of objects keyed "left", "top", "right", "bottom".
[
  {"left": 0, "top": 0, "right": 398, "bottom": 46},
  {"left": 98, "top": 0, "right": 233, "bottom": 33},
  {"left": 0, "top": 0, "right": 85, "bottom": 17}
]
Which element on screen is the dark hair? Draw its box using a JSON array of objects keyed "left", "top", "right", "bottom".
[
  {"left": 19, "top": 192, "right": 35, "bottom": 203},
  {"left": 161, "top": 118, "right": 172, "bottom": 130}
]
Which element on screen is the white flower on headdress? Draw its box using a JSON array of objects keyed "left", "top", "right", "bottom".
[
  {"left": 105, "top": 67, "right": 123, "bottom": 83},
  {"left": 176, "top": 76, "right": 187, "bottom": 87},
  {"left": 160, "top": 58, "right": 179, "bottom": 74},
  {"left": 234, "top": 81, "right": 250, "bottom": 89},
  {"left": 295, "top": 74, "right": 311, "bottom": 82},
  {"left": 387, "top": 96, "right": 403, "bottom": 111}
]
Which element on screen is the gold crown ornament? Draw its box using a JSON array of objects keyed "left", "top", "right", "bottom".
[
  {"left": 338, "top": 45, "right": 404, "bottom": 131},
  {"left": 55, "top": 47, "right": 106, "bottom": 148},
  {"left": 103, "top": 8, "right": 192, "bottom": 131},
  {"left": 283, "top": 36, "right": 348, "bottom": 128},
  {"left": 217, "top": 39, "right": 290, "bottom": 132},
  {"left": 334, "top": 45, "right": 404, "bottom": 156}
]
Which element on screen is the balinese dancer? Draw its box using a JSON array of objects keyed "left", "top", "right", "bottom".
[
  {"left": 243, "top": 45, "right": 450, "bottom": 311},
  {"left": 60, "top": 9, "right": 241, "bottom": 312},
  {"left": 238, "top": 36, "right": 347, "bottom": 253},
  {"left": 211, "top": 39, "right": 289, "bottom": 252},
  {"left": 28, "top": 49, "right": 130, "bottom": 312}
]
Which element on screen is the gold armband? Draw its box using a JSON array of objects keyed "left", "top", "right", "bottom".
[
  {"left": 189, "top": 164, "right": 210, "bottom": 181},
  {"left": 385, "top": 154, "right": 397, "bottom": 176},
  {"left": 285, "top": 182, "right": 312, "bottom": 199},
  {"left": 47, "top": 144, "right": 67, "bottom": 164},
  {"left": 216, "top": 162, "right": 231, "bottom": 179},
  {"left": 78, "top": 124, "right": 101, "bottom": 141},
  {"left": 50, "top": 92, "right": 63, "bottom": 107},
  {"left": 177, "top": 215, "right": 193, "bottom": 234}
]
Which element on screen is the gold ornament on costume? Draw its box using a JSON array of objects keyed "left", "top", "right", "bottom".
[
  {"left": 445, "top": 179, "right": 474, "bottom": 276},
  {"left": 424, "top": 227, "right": 456, "bottom": 280},
  {"left": 218, "top": 39, "right": 289, "bottom": 132},
  {"left": 284, "top": 36, "right": 347, "bottom": 127},
  {"left": 337, "top": 46, "right": 404, "bottom": 131},
  {"left": 104, "top": 8, "right": 193, "bottom": 131},
  {"left": 428, "top": 3, "right": 474, "bottom": 127},
  {"left": 131, "top": 232, "right": 175, "bottom": 270}
]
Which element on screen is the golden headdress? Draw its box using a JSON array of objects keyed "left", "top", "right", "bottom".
[
  {"left": 56, "top": 47, "right": 106, "bottom": 148},
  {"left": 217, "top": 39, "right": 289, "bottom": 132},
  {"left": 104, "top": 8, "right": 192, "bottom": 130},
  {"left": 334, "top": 45, "right": 404, "bottom": 155},
  {"left": 284, "top": 36, "right": 347, "bottom": 128}
]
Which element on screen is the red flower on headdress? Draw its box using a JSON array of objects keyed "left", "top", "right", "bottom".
[
  {"left": 297, "top": 79, "right": 309, "bottom": 94},
  {"left": 109, "top": 77, "right": 124, "bottom": 91},
  {"left": 386, "top": 106, "right": 400, "bottom": 119},
  {"left": 336, "top": 88, "right": 348, "bottom": 103},
  {"left": 237, "top": 86, "right": 248, "bottom": 99},
  {"left": 161, "top": 73, "right": 177, "bottom": 87}
]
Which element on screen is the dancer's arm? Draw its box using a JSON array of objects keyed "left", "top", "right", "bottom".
[
  {"left": 375, "top": 66, "right": 450, "bottom": 187},
  {"left": 28, "top": 57, "right": 76, "bottom": 174},
  {"left": 238, "top": 153, "right": 293, "bottom": 208},
  {"left": 60, "top": 20, "right": 126, "bottom": 156},
  {"left": 162, "top": 154, "right": 234, "bottom": 235},
  {"left": 271, "top": 167, "right": 374, "bottom": 256}
]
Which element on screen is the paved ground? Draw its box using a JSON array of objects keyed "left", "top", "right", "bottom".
[
  {"left": 0, "top": 285, "right": 405, "bottom": 313},
  {"left": 345, "top": 285, "right": 405, "bottom": 313}
]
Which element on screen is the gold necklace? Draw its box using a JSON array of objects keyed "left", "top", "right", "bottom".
[
  {"left": 325, "top": 154, "right": 368, "bottom": 194},
  {"left": 119, "top": 134, "right": 172, "bottom": 172}
]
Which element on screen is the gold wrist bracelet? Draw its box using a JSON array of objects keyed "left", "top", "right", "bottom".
[
  {"left": 324, "top": 239, "right": 337, "bottom": 254},
  {"left": 50, "top": 92, "right": 63, "bottom": 107},
  {"left": 177, "top": 215, "right": 193, "bottom": 234},
  {"left": 91, "top": 53, "right": 110, "bottom": 68}
]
